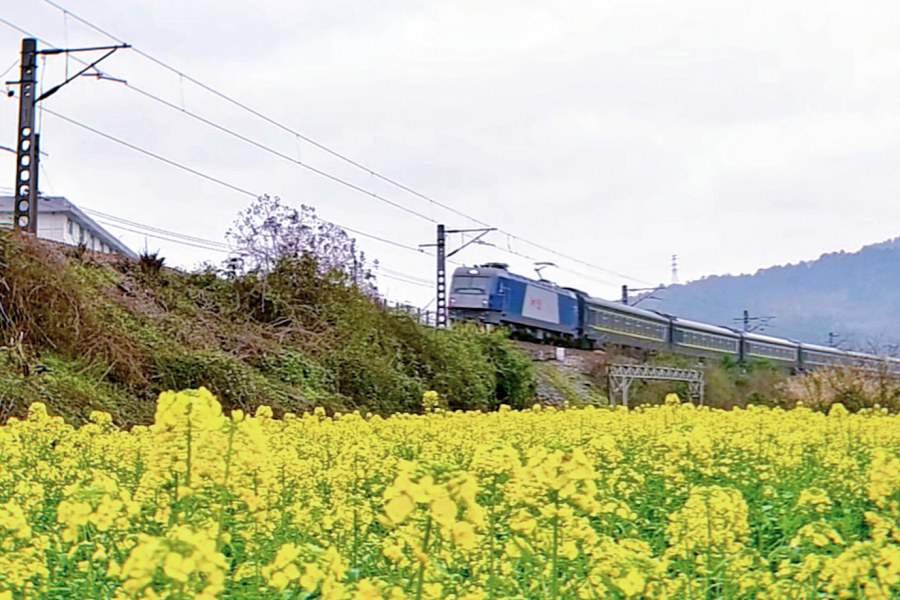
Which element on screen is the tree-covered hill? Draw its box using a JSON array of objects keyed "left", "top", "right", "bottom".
[{"left": 644, "top": 237, "right": 900, "bottom": 348}]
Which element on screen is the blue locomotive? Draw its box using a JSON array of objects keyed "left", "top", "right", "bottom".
[
  {"left": 449, "top": 263, "right": 900, "bottom": 374},
  {"left": 448, "top": 263, "right": 580, "bottom": 343}
]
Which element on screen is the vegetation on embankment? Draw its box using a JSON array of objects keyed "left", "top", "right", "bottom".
[
  {"left": 0, "top": 231, "right": 534, "bottom": 427},
  {"left": 609, "top": 349, "right": 900, "bottom": 413}
]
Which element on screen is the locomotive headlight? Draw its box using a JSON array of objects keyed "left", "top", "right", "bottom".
[
  {"left": 468, "top": 269, "right": 479, "bottom": 274},
  {"left": 482, "top": 299, "right": 488, "bottom": 306}
]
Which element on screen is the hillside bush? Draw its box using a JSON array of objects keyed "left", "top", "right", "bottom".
[
  {"left": 0, "top": 231, "right": 535, "bottom": 424},
  {"left": 780, "top": 364, "right": 900, "bottom": 412}
]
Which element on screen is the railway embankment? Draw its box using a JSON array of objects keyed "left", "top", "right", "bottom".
[{"left": 514, "top": 341, "right": 610, "bottom": 406}]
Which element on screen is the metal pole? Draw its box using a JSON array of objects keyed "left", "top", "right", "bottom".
[
  {"left": 14, "top": 39, "right": 38, "bottom": 234},
  {"left": 621, "top": 285, "right": 628, "bottom": 304},
  {"left": 436, "top": 224, "right": 447, "bottom": 328}
]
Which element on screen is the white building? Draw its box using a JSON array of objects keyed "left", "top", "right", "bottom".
[{"left": 0, "top": 196, "right": 137, "bottom": 259}]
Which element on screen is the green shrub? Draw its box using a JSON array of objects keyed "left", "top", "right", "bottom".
[
  {"left": 153, "top": 349, "right": 294, "bottom": 414},
  {"left": 0, "top": 233, "right": 538, "bottom": 424},
  {"left": 473, "top": 328, "right": 535, "bottom": 409}
]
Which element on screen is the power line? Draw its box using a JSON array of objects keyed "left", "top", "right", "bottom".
[
  {"left": 84, "top": 208, "right": 231, "bottom": 249},
  {"left": 95, "top": 219, "right": 231, "bottom": 252},
  {"left": 37, "top": 111, "right": 433, "bottom": 261},
  {"left": 9, "top": 11, "right": 436, "bottom": 224},
  {"left": 377, "top": 272, "right": 433, "bottom": 289},
  {"left": 37, "top": 111, "right": 437, "bottom": 282},
  {"left": 114, "top": 83, "right": 620, "bottom": 287},
  {"left": 1, "top": 14, "right": 647, "bottom": 288},
  {"left": 44, "top": 107, "right": 258, "bottom": 198},
  {"left": 0, "top": 58, "right": 17, "bottom": 80},
  {"left": 378, "top": 266, "right": 432, "bottom": 286},
  {"left": 2, "top": 18, "right": 444, "bottom": 294},
  {"left": 1, "top": 18, "right": 440, "bottom": 225},
  {"left": 117, "top": 83, "right": 619, "bottom": 287},
  {"left": 120, "top": 85, "right": 437, "bottom": 223},
  {"left": 40, "top": 1, "right": 466, "bottom": 219},
  {"left": 0, "top": 16, "right": 33, "bottom": 39},
  {"left": 97, "top": 217, "right": 434, "bottom": 291},
  {"left": 476, "top": 239, "right": 616, "bottom": 287},
  {"left": 30, "top": 2, "right": 653, "bottom": 286}
]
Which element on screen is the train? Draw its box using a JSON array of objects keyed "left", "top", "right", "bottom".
[{"left": 448, "top": 263, "right": 900, "bottom": 374}]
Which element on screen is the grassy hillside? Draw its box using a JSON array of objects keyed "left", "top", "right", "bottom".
[{"left": 0, "top": 232, "right": 534, "bottom": 427}]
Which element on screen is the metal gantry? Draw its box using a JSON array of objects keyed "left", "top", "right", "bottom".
[{"left": 608, "top": 363, "right": 705, "bottom": 407}]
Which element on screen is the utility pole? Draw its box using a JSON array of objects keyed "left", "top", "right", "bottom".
[
  {"left": 621, "top": 284, "right": 666, "bottom": 307},
  {"left": 422, "top": 224, "right": 495, "bottom": 328},
  {"left": 9, "top": 38, "right": 129, "bottom": 234},
  {"left": 13, "top": 39, "right": 37, "bottom": 233},
  {"left": 436, "top": 224, "right": 446, "bottom": 328},
  {"left": 734, "top": 309, "right": 775, "bottom": 333}
]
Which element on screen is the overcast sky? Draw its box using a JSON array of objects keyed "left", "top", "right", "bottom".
[{"left": 2, "top": 0, "right": 900, "bottom": 306}]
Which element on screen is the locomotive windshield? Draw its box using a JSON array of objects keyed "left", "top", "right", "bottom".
[{"left": 452, "top": 276, "right": 490, "bottom": 294}]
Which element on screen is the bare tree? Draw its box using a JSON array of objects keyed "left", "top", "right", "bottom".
[{"left": 225, "top": 195, "right": 376, "bottom": 291}]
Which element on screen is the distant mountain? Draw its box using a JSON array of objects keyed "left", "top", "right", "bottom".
[{"left": 639, "top": 238, "right": 900, "bottom": 349}]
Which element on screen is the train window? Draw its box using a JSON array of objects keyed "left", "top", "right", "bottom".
[
  {"left": 676, "top": 328, "right": 738, "bottom": 352},
  {"left": 452, "top": 277, "right": 489, "bottom": 294},
  {"left": 588, "top": 308, "right": 665, "bottom": 341}
]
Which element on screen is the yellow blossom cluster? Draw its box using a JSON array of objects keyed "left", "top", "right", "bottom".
[{"left": 2, "top": 389, "right": 900, "bottom": 598}]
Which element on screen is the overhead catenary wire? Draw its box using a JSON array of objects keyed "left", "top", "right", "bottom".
[
  {"left": 377, "top": 272, "right": 433, "bottom": 289},
  {"left": 121, "top": 85, "right": 438, "bottom": 224},
  {"left": 1, "top": 15, "right": 644, "bottom": 290},
  {"left": 95, "top": 219, "right": 231, "bottom": 253},
  {"left": 97, "top": 216, "right": 436, "bottom": 293},
  {"left": 377, "top": 266, "right": 432, "bottom": 286},
  {"left": 40, "top": 109, "right": 433, "bottom": 259},
  {"left": 84, "top": 208, "right": 231, "bottom": 249},
  {"left": 1, "top": 19, "right": 458, "bottom": 299},
  {"left": 111, "top": 83, "right": 616, "bottom": 286},
  {"left": 97, "top": 217, "right": 435, "bottom": 290},
  {"left": 35, "top": 110, "right": 440, "bottom": 288},
  {"left": 30, "top": 2, "right": 655, "bottom": 286},
  {"left": 91, "top": 210, "right": 438, "bottom": 286}
]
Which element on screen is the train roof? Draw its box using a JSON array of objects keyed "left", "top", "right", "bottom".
[
  {"left": 742, "top": 331, "right": 800, "bottom": 346},
  {"left": 451, "top": 265, "right": 579, "bottom": 298},
  {"left": 799, "top": 342, "right": 847, "bottom": 355},
  {"left": 671, "top": 317, "right": 740, "bottom": 337},
  {"left": 846, "top": 350, "right": 885, "bottom": 362},
  {"left": 582, "top": 294, "right": 671, "bottom": 322}
]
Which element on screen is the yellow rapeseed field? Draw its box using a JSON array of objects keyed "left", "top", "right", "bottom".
[{"left": 1, "top": 388, "right": 900, "bottom": 599}]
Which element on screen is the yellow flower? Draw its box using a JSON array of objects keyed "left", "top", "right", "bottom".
[
  {"left": 452, "top": 521, "right": 477, "bottom": 549},
  {"left": 384, "top": 495, "right": 415, "bottom": 525}
]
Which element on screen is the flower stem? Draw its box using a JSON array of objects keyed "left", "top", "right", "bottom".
[{"left": 414, "top": 515, "right": 432, "bottom": 600}]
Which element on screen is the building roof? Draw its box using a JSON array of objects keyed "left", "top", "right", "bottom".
[{"left": 0, "top": 196, "right": 137, "bottom": 259}]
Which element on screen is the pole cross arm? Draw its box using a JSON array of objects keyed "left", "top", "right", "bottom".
[
  {"left": 11, "top": 38, "right": 130, "bottom": 234},
  {"left": 37, "top": 44, "right": 130, "bottom": 102},
  {"left": 447, "top": 228, "right": 495, "bottom": 258},
  {"left": 37, "top": 44, "right": 131, "bottom": 55}
]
